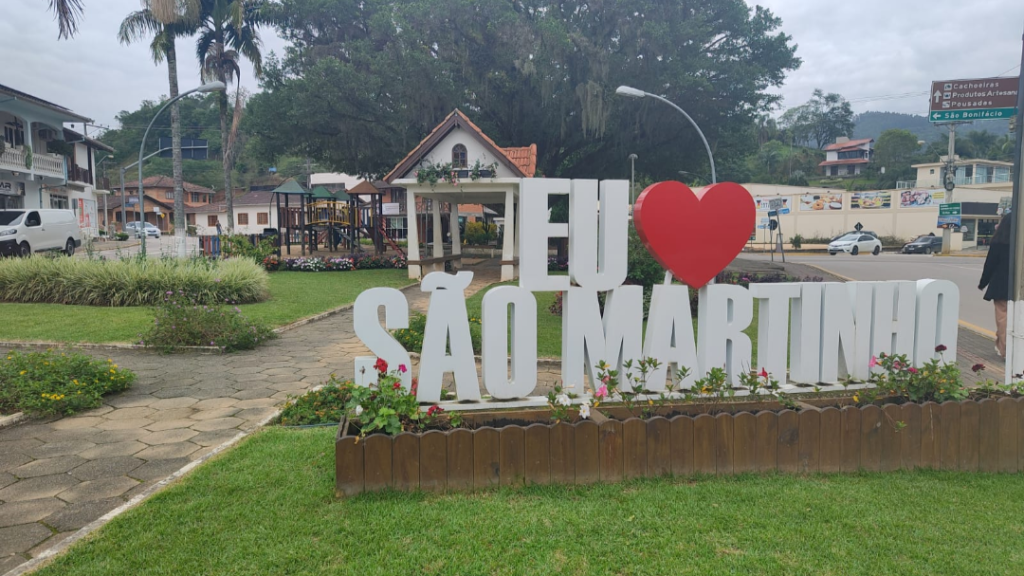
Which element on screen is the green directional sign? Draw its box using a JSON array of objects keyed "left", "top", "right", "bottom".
[
  {"left": 938, "top": 203, "right": 962, "bottom": 229},
  {"left": 929, "top": 107, "right": 1017, "bottom": 123}
]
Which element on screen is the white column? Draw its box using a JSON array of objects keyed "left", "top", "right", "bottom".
[
  {"left": 406, "top": 190, "right": 421, "bottom": 279},
  {"left": 450, "top": 201, "right": 462, "bottom": 270},
  {"left": 431, "top": 197, "right": 443, "bottom": 273},
  {"left": 514, "top": 190, "right": 521, "bottom": 278},
  {"left": 501, "top": 188, "right": 516, "bottom": 281}
]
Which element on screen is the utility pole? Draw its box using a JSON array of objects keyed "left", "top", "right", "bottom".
[
  {"left": 1006, "top": 27, "right": 1024, "bottom": 382},
  {"left": 119, "top": 167, "right": 127, "bottom": 232},
  {"left": 941, "top": 124, "right": 957, "bottom": 255}
]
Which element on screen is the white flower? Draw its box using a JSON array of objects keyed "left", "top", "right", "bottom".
[
  {"left": 579, "top": 403, "right": 591, "bottom": 419},
  {"left": 354, "top": 405, "right": 364, "bottom": 416},
  {"left": 555, "top": 393, "right": 571, "bottom": 407}
]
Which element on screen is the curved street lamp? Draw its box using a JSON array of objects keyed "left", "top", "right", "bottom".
[
  {"left": 137, "top": 81, "right": 226, "bottom": 256},
  {"left": 616, "top": 85, "right": 717, "bottom": 185}
]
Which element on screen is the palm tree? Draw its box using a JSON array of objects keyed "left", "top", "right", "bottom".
[
  {"left": 119, "top": 1, "right": 199, "bottom": 246},
  {"left": 195, "top": 0, "right": 267, "bottom": 232},
  {"left": 48, "top": 0, "right": 84, "bottom": 39}
]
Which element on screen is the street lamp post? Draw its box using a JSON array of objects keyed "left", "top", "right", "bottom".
[
  {"left": 628, "top": 154, "right": 638, "bottom": 205},
  {"left": 137, "top": 81, "right": 225, "bottom": 257},
  {"left": 616, "top": 85, "right": 717, "bottom": 184}
]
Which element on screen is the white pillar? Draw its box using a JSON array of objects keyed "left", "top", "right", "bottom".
[
  {"left": 501, "top": 188, "right": 516, "bottom": 281},
  {"left": 450, "top": 202, "right": 462, "bottom": 270},
  {"left": 431, "top": 197, "right": 443, "bottom": 273},
  {"left": 406, "top": 190, "right": 421, "bottom": 279},
  {"left": 514, "top": 190, "right": 521, "bottom": 278}
]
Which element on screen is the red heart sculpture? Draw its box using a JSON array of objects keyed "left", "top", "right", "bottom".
[{"left": 633, "top": 181, "right": 756, "bottom": 289}]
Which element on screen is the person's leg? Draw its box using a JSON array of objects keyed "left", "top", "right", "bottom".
[{"left": 994, "top": 300, "right": 1008, "bottom": 357}]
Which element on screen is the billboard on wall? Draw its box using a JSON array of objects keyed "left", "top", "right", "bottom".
[
  {"left": 900, "top": 189, "right": 946, "bottom": 208},
  {"left": 798, "top": 193, "right": 843, "bottom": 211},
  {"left": 755, "top": 197, "right": 792, "bottom": 212},
  {"left": 850, "top": 191, "right": 892, "bottom": 209}
]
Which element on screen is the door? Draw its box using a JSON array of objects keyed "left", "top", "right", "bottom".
[
  {"left": 23, "top": 211, "right": 45, "bottom": 251},
  {"left": 859, "top": 235, "right": 874, "bottom": 252}
]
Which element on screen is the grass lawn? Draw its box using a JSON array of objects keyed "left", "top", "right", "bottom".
[
  {"left": 36, "top": 426, "right": 1024, "bottom": 576},
  {"left": 0, "top": 270, "right": 409, "bottom": 344},
  {"left": 465, "top": 283, "right": 760, "bottom": 360}
]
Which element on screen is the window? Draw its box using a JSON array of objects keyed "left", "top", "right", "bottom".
[
  {"left": 257, "top": 212, "right": 269, "bottom": 225},
  {"left": 191, "top": 193, "right": 201, "bottom": 203},
  {"left": 391, "top": 189, "right": 406, "bottom": 206},
  {"left": 208, "top": 215, "right": 218, "bottom": 227},
  {"left": 3, "top": 125, "right": 24, "bottom": 146},
  {"left": 929, "top": 169, "right": 935, "bottom": 175},
  {"left": 238, "top": 213, "right": 249, "bottom": 225},
  {"left": 452, "top": 144, "right": 468, "bottom": 168},
  {"left": 49, "top": 195, "right": 69, "bottom": 209},
  {"left": 165, "top": 191, "right": 174, "bottom": 200}
]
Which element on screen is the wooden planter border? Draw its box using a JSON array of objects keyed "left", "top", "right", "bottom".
[{"left": 336, "top": 398, "right": 1024, "bottom": 497}]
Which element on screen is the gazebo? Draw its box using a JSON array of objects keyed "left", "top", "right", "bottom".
[{"left": 384, "top": 109, "right": 537, "bottom": 281}]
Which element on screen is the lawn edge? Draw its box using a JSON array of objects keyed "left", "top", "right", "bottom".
[
  {"left": 0, "top": 412, "right": 26, "bottom": 429},
  {"left": 0, "top": 340, "right": 222, "bottom": 354},
  {"left": 4, "top": 408, "right": 283, "bottom": 576},
  {"left": 272, "top": 281, "right": 420, "bottom": 334}
]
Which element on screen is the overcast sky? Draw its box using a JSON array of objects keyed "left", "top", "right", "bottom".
[{"left": 3, "top": 0, "right": 1023, "bottom": 132}]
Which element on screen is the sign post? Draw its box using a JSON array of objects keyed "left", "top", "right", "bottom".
[
  {"left": 1007, "top": 32, "right": 1024, "bottom": 383},
  {"left": 938, "top": 203, "right": 962, "bottom": 230}
]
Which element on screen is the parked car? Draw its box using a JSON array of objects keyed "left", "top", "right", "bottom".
[
  {"left": 128, "top": 222, "right": 161, "bottom": 239},
  {"left": 0, "top": 209, "right": 82, "bottom": 257},
  {"left": 901, "top": 235, "right": 943, "bottom": 255},
  {"left": 828, "top": 232, "right": 882, "bottom": 256}
]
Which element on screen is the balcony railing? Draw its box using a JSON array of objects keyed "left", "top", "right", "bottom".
[
  {"left": 896, "top": 180, "right": 917, "bottom": 189},
  {"left": 0, "top": 147, "right": 66, "bottom": 179},
  {"left": 954, "top": 173, "right": 1013, "bottom": 186},
  {"left": 68, "top": 165, "right": 93, "bottom": 186}
]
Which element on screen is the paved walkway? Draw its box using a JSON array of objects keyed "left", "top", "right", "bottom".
[{"left": 0, "top": 258, "right": 1006, "bottom": 573}]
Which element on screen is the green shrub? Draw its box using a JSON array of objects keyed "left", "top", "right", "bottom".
[
  {"left": 221, "top": 234, "right": 277, "bottom": 263},
  {"left": 141, "top": 292, "right": 276, "bottom": 352},
  {"left": 791, "top": 233, "right": 803, "bottom": 249},
  {"left": 392, "top": 312, "right": 482, "bottom": 354},
  {"left": 115, "top": 232, "right": 129, "bottom": 241},
  {"left": 0, "top": 350, "right": 136, "bottom": 416},
  {"left": 0, "top": 256, "right": 269, "bottom": 306},
  {"left": 464, "top": 221, "right": 496, "bottom": 245},
  {"left": 279, "top": 377, "right": 353, "bottom": 426}
]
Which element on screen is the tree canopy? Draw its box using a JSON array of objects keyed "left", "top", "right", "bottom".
[
  {"left": 780, "top": 89, "right": 854, "bottom": 149},
  {"left": 245, "top": 0, "right": 800, "bottom": 180}
]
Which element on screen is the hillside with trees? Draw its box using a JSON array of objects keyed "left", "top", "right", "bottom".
[{"left": 853, "top": 111, "right": 1010, "bottom": 142}]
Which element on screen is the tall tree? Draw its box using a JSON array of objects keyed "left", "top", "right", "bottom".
[
  {"left": 195, "top": 0, "right": 267, "bottom": 232},
  {"left": 781, "top": 89, "right": 855, "bottom": 149},
  {"left": 872, "top": 128, "right": 920, "bottom": 188},
  {"left": 119, "top": 0, "right": 199, "bottom": 246},
  {"left": 48, "top": 0, "right": 84, "bottom": 38},
  {"left": 248, "top": 0, "right": 799, "bottom": 181}
]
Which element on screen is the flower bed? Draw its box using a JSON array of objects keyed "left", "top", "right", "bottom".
[
  {"left": 262, "top": 255, "right": 406, "bottom": 272},
  {"left": 336, "top": 397, "right": 1024, "bottom": 497},
  {"left": 0, "top": 349, "right": 136, "bottom": 416}
]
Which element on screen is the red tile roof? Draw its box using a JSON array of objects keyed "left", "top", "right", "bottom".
[
  {"left": 501, "top": 145, "right": 537, "bottom": 177},
  {"left": 121, "top": 176, "right": 216, "bottom": 195},
  {"left": 818, "top": 158, "right": 870, "bottom": 166},
  {"left": 823, "top": 138, "right": 873, "bottom": 152}
]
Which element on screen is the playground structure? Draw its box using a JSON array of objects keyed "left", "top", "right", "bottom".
[{"left": 271, "top": 179, "right": 406, "bottom": 257}]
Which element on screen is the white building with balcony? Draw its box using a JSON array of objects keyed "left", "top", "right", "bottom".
[
  {"left": 902, "top": 158, "right": 1014, "bottom": 191},
  {"left": 0, "top": 83, "right": 112, "bottom": 236}
]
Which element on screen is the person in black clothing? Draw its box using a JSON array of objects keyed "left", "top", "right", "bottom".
[{"left": 979, "top": 213, "right": 1012, "bottom": 357}]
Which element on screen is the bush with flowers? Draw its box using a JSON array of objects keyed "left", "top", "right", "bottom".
[
  {"left": 852, "top": 344, "right": 968, "bottom": 405},
  {"left": 392, "top": 313, "right": 483, "bottom": 355},
  {"left": 279, "top": 377, "right": 354, "bottom": 426},
  {"left": 345, "top": 359, "right": 462, "bottom": 439},
  {"left": 269, "top": 255, "right": 405, "bottom": 272},
  {"left": 140, "top": 291, "right": 276, "bottom": 352},
  {"left": 0, "top": 350, "right": 136, "bottom": 416}
]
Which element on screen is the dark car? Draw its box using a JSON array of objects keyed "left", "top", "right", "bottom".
[{"left": 902, "top": 235, "right": 943, "bottom": 255}]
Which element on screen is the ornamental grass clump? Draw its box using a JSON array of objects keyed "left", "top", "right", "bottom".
[
  {"left": 141, "top": 292, "right": 276, "bottom": 352},
  {"left": 0, "top": 255, "right": 268, "bottom": 306},
  {"left": 0, "top": 350, "right": 136, "bottom": 416}
]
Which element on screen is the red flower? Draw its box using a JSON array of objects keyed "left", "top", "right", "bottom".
[
  {"left": 393, "top": 382, "right": 402, "bottom": 390},
  {"left": 758, "top": 367, "right": 769, "bottom": 379},
  {"left": 972, "top": 363, "right": 985, "bottom": 373},
  {"left": 374, "top": 358, "right": 388, "bottom": 374},
  {"left": 411, "top": 377, "right": 418, "bottom": 396},
  {"left": 907, "top": 367, "right": 918, "bottom": 374},
  {"left": 935, "top": 344, "right": 947, "bottom": 353},
  {"left": 427, "top": 405, "right": 445, "bottom": 416}
]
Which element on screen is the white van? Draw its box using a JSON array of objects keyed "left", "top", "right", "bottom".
[{"left": 0, "top": 209, "right": 82, "bottom": 257}]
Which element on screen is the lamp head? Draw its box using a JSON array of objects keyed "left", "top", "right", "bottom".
[
  {"left": 615, "top": 85, "right": 646, "bottom": 99},
  {"left": 197, "top": 81, "right": 227, "bottom": 93}
]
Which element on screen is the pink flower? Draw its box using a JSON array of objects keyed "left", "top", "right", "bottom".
[
  {"left": 908, "top": 367, "right": 918, "bottom": 374},
  {"left": 601, "top": 374, "right": 610, "bottom": 384},
  {"left": 398, "top": 364, "right": 407, "bottom": 373},
  {"left": 595, "top": 385, "right": 608, "bottom": 399},
  {"left": 868, "top": 356, "right": 878, "bottom": 368}
]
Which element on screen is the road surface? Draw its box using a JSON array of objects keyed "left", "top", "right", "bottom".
[{"left": 742, "top": 252, "right": 994, "bottom": 334}]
